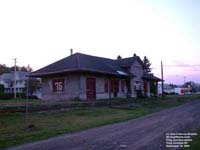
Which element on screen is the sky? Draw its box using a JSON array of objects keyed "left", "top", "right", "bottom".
[{"left": 0, "top": 0, "right": 199, "bottom": 84}]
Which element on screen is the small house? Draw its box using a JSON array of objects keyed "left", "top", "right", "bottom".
[
  {"left": 0, "top": 71, "right": 28, "bottom": 93},
  {"left": 30, "top": 53, "right": 161, "bottom": 100}
]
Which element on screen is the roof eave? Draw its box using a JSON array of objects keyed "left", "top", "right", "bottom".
[
  {"left": 30, "top": 68, "right": 131, "bottom": 78},
  {"left": 142, "top": 76, "right": 162, "bottom": 82}
]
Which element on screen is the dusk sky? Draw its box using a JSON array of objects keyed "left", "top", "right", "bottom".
[{"left": 0, "top": 0, "right": 199, "bottom": 84}]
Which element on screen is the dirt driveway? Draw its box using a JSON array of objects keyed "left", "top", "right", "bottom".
[{"left": 9, "top": 100, "right": 200, "bottom": 150}]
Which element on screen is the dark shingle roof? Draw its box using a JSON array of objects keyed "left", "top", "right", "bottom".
[
  {"left": 30, "top": 53, "right": 161, "bottom": 81},
  {"left": 143, "top": 72, "right": 162, "bottom": 81},
  {"left": 30, "top": 53, "right": 132, "bottom": 77},
  {"left": 0, "top": 71, "right": 28, "bottom": 81},
  {"left": 114, "top": 56, "right": 144, "bottom": 68},
  {"left": 17, "top": 71, "right": 28, "bottom": 80},
  {"left": 0, "top": 73, "right": 13, "bottom": 81}
]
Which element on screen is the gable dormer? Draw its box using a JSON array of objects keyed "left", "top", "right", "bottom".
[{"left": 115, "top": 54, "right": 144, "bottom": 78}]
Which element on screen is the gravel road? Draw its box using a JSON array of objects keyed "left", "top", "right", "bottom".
[{"left": 9, "top": 100, "right": 200, "bottom": 150}]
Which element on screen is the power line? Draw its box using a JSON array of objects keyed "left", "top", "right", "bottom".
[
  {"left": 152, "top": 64, "right": 200, "bottom": 70},
  {"left": 163, "top": 65, "right": 200, "bottom": 67}
]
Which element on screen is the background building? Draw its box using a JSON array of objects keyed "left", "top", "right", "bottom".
[{"left": 0, "top": 71, "right": 28, "bottom": 93}]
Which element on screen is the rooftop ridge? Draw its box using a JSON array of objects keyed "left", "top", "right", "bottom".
[
  {"left": 30, "top": 52, "right": 144, "bottom": 77},
  {"left": 74, "top": 52, "right": 114, "bottom": 61}
]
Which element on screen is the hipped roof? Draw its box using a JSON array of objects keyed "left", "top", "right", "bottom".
[
  {"left": 30, "top": 52, "right": 161, "bottom": 81},
  {"left": 30, "top": 53, "right": 139, "bottom": 77}
]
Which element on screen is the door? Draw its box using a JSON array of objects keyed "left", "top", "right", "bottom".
[
  {"left": 143, "top": 80, "right": 148, "bottom": 96},
  {"left": 111, "top": 79, "right": 119, "bottom": 98},
  {"left": 86, "top": 78, "right": 96, "bottom": 100}
]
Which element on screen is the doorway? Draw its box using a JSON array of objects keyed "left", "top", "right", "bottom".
[{"left": 86, "top": 78, "right": 96, "bottom": 100}]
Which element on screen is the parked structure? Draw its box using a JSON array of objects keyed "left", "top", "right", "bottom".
[
  {"left": 158, "top": 84, "right": 175, "bottom": 95},
  {"left": 158, "top": 83, "right": 193, "bottom": 95},
  {"left": 174, "top": 88, "right": 191, "bottom": 95},
  {"left": 30, "top": 53, "right": 161, "bottom": 100},
  {"left": 0, "top": 71, "right": 28, "bottom": 93}
]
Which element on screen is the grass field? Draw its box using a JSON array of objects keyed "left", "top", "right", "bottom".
[
  {"left": 189, "top": 129, "right": 200, "bottom": 149},
  {"left": 0, "top": 99, "right": 41, "bottom": 105},
  {"left": 0, "top": 95, "right": 200, "bottom": 149},
  {"left": 0, "top": 107, "right": 155, "bottom": 149}
]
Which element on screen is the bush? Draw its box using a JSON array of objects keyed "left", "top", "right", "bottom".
[
  {"left": 28, "top": 96, "right": 38, "bottom": 99},
  {"left": 0, "top": 92, "right": 33, "bottom": 100},
  {"left": 0, "top": 84, "right": 4, "bottom": 94},
  {"left": 0, "top": 93, "right": 13, "bottom": 100},
  {"left": 136, "top": 90, "right": 145, "bottom": 98},
  {"left": 71, "top": 97, "right": 82, "bottom": 101},
  {"left": 16, "top": 93, "right": 26, "bottom": 99}
]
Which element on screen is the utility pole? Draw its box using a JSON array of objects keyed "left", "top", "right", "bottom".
[
  {"left": 184, "top": 76, "right": 186, "bottom": 84},
  {"left": 13, "top": 58, "right": 17, "bottom": 99},
  {"left": 161, "top": 61, "right": 164, "bottom": 97},
  {"left": 183, "top": 76, "right": 186, "bottom": 95},
  {"left": 25, "top": 65, "right": 30, "bottom": 127}
]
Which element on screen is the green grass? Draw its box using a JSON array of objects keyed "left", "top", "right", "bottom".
[
  {"left": 0, "top": 95, "right": 199, "bottom": 149},
  {"left": 189, "top": 130, "right": 200, "bottom": 149},
  {"left": 0, "top": 99, "right": 42, "bottom": 105},
  {"left": 143, "top": 98, "right": 192, "bottom": 108},
  {"left": 135, "top": 94, "right": 200, "bottom": 109},
  {"left": 0, "top": 107, "right": 155, "bottom": 149}
]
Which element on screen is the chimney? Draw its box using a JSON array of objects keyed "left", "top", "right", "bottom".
[
  {"left": 133, "top": 53, "right": 137, "bottom": 57},
  {"left": 70, "top": 49, "right": 73, "bottom": 55},
  {"left": 117, "top": 55, "right": 122, "bottom": 59}
]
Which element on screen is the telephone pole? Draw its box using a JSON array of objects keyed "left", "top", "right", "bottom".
[
  {"left": 184, "top": 76, "right": 186, "bottom": 84},
  {"left": 25, "top": 65, "right": 31, "bottom": 127},
  {"left": 161, "top": 61, "right": 164, "bottom": 97},
  {"left": 13, "top": 58, "right": 17, "bottom": 99}
]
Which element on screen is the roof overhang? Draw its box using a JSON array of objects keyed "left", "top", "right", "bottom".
[
  {"left": 142, "top": 76, "right": 162, "bottom": 82},
  {"left": 30, "top": 68, "right": 131, "bottom": 78}
]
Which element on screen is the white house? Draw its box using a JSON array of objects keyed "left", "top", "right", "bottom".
[{"left": 0, "top": 71, "right": 28, "bottom": 93}]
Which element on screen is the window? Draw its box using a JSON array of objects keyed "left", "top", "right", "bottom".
[
  {"left": 121, "top": 80, "right": 125, "bottom": 92},
  {"left": 53, "top": 79, "right": 65, "bottom": 93},
  {"left": 134, "top": 81, "right": 141, "bottom": 90},
  {"left": 104, "top": 79, "right": 109, "bottom": 93}
]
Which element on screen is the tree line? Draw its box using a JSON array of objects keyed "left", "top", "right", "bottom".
[
  {"left": 0, "top": 64, "right": 32, "bottom": 74},
  {"left": 0, "top": 64, "right": 40, "bottom": 99}
]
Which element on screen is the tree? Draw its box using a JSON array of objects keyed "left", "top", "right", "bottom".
[
  {"left": 10, "top": 66, "right": 33, "bottom": 72},
  {"left": 0, "top": 84, "right": 4, "bottom": 94},
  {"left": 20, "top": 66, "right": 30, "bottom": 72},
  {"left": 183, "top": 81, "right": 197, "bottom": 93},
  {"left": 143, "top": 56, "right": 152, "bottom": 73},
  {"left": 0, "top": 64, "right": 33, "bottom": 74},
  {"left": 169, "top": 83, "right": 177, "bottom": 88},
  {"left": 28, "top": 78, "right": 41, "bottom": 96},
  {"left": 0, "top": 64, "right": 11, "bottom": 74}
]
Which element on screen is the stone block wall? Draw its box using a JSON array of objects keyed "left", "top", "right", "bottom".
[{"left": 41, "top": 74, "right": 128, "bottom": 101}]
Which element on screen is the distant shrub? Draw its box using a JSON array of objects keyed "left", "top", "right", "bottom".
[
  {"left": 163, "top": 92, "right": 168, "bottom": 95},
  {"left": 0, "top": 92, "right": 37, "bottom": 100},
  {"left": 136, "top": 90, "right": 145, "bottom": 98},
  {"left": 16, "top": 93, "right": 26, "bottom": 99},
  {"left": 0, "top": 93, "right": 13, "bottom": 100},
  {"left": 29, "top": 96, "right": 38, "bottom": 99},
  {"left": 0, "top": 84, "right": 4, "bottom": 94},
  {"left": 169, "top": 92, "right": 175, "bottom": 95},
  {"left": 71, "top": 97, "right": 82, "bottom": 101}
]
